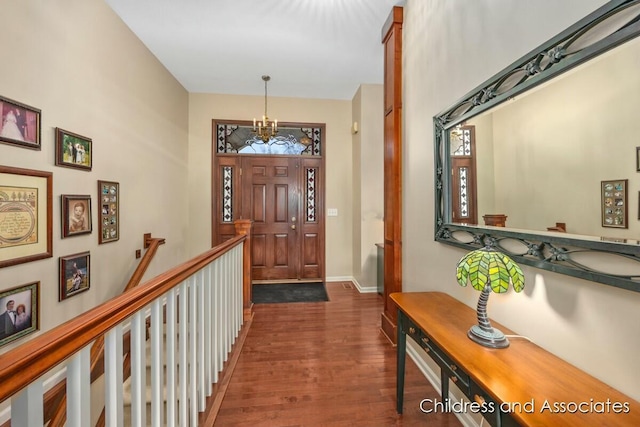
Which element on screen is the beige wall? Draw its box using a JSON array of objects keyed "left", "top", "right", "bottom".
[
  {"left": 187, "top": 93, "right": 354, "bottom": 278},
  {"left": 403, "top": 0, "right": 640, "bottom": 402},
  {"left": 0, "top": 0, "right": 189, "bottom": 351},
  {"left": 484, "top": 38, "right": 640, "bottom": 238},
  {"left": 351, "top": 84, "right": 384, "bottom": 290}
]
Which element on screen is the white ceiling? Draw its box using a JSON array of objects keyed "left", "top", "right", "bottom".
[{"left": 105, "top": 0, "right": 404, "bottom": 100}]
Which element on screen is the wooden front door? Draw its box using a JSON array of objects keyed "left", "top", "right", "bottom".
[
  {"left": 213, "top": 155, "right": 324, "bottom": 282},
  {"left": 241, "top": 156, "right": 299, "bottom": 280}
]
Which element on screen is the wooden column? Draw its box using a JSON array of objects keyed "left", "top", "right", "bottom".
[
  {"left": 234, "top": 219, "right": 253, "bottom": 320},
  {"left": 381, "top": 6, "right": 403, "bottom": 344}
]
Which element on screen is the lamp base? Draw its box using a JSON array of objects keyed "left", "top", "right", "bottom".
[{"left": 468, "top": 325, "right": 510, "bottom": 349}]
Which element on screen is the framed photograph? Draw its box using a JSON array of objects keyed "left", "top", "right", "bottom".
[
  {"left": 61, "top": 195, "right": 92, "bottom": 238},
  {"left": 98, "top": 180, "right": 119, "bottom": 244},
  {"left": 0, "top": 96, "right": 41, "bottom": 150},
  {"left": 0, "top": 166, "right": 53, "bottom": 268},
  {"left": 637, "top": 147, "right": 640, "bottom": 172},
  {"left": 55, "top": 128, "right": 92, "bottom": 171},
  {"left": 59, "top": 252, "right": 90, "bottom": 301},
  {"left": 0, "top": 282, "right": 39, "bottom": 347},
  {"left": 601, "top": 179, "right": 628, "bottom": 228}
]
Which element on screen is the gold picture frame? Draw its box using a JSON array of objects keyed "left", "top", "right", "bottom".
[
  {"left": 0, "top": 281, "right": 39, "bottom": 347},
  {"left": 0, "top": 166, "right": 53, "bottom": 268}
]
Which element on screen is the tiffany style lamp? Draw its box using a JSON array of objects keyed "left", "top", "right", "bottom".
[{"left": 456, "top": 247, "right": 525, "bottom": 349}]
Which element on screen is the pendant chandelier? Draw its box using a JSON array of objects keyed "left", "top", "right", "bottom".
[{"left": 253, "top": 75, "right": 278, "bottom": 142}]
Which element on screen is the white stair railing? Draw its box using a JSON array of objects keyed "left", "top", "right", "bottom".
[
  {"left": 1, "top": 232, "right": 249, "bottom": 427},
  {"left": 106, "top": 245, "right": 243, "bottom": 427}
]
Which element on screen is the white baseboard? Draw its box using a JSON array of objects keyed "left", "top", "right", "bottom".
[
  {"left": 325, "top": 276, "right": 378, "bottom": 294},
  {"left": 406, "top": 343, "right": 481, "bottom": 427},
  {"left": 325, "top": 275, "right": 353, "bottom": 283}
]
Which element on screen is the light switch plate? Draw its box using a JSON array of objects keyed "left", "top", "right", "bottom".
[{"left": 327, "top": 208, "right": 338, "bottom": 217}]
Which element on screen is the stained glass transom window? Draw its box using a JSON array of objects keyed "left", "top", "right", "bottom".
[
  {"left": 451, "top": 127, "right": 472, "bottom": 156},
  {"left": 215, "top": 123, "right": 322, "bottom": 156},
  {"left": 222, "top": 166, "right": 233, "bottom": 223}
]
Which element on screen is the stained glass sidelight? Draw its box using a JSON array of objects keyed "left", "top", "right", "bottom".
[
  {"left": 306, "top": 168, "right": 316, "bottom": 222},
  {"left": 459, "top": 167, "right": 469, "bottom": 218},
  {"left": 222, "top": 166, "right": 233, "bottom": 222}
]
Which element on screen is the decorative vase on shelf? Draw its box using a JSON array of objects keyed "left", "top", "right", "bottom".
[{"left": 456, "top": 246, "right": 525, "bottom": 349}]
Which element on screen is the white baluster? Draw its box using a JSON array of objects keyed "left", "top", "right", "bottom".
[
  {"left": 179, "top": 281, "right": 188, "bottom": 426},
  {"left": 197, "top": 270, "right": 206, "bottom": 410},
  {"left": 212, "top": 262, "right": 220, "bottom": 383},
  {"left": 67, "top": 345, "right": 91, "bottom": 427},
  {"left": 131, "top": 311, "right": 146, "bottom": 427},
  {"left": 166, "top": 288, "right": 177, "bottom": 426},
  {"left": 12, "top": 378, "right": 44, "bottom": 426},
  {"left": 151, "top": 299, "right": 163, "bottom": 427},
  {"left": 204, "top": 263, "right": 213, "bottom": 394},
  {"left": 189, "top": 276, "right": 198, "bottom": 424},
  {"left": 105, "top": 325, "right": 124, "bottom": 427}
]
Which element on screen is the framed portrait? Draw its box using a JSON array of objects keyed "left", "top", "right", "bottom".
[
  {"left": 0, "top": 282, "right": 39, "bottom": 347},
  {"left": 55, "top": 128, "right": 92, "bottom": 171},
  {"left": 637, "top": 147, "right": 640, "bottom": 172},
  {"left": 0, "top": 96, "right": 41, "bottom": 150},
  {"left": 98, "top": 180, "right": 119, "bottom": 244},
  {"left": 59, "top": 251, "right": 90, "bottom": 301},
  {"left": 601, "top": 179, "right": 628, "bottom": 228},
  {"left": 61, "top": 195, "right": 92, "bottom": 238},
  {"left": 0, "top": 166, "right": 53, "bottom": 268}
]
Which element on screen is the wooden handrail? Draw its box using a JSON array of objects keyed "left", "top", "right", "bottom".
[
  {"left": 125, "top": 235, "right": 166, "bottom": 292},
  {"left": 0, "top": 234, "right": 245, "bottom": 404}
]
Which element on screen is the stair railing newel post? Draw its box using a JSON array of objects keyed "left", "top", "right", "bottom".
[{"left": 234, "top": 219, "right": 254, "bottom": 320}]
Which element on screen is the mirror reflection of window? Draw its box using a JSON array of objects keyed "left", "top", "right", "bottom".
[{"left": 450, "top": 125, "right": 477, "bottom": 225}]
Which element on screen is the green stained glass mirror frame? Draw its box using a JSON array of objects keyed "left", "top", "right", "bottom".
[{"left": 434, "top": 0, "right": 640, "bottom": 293}]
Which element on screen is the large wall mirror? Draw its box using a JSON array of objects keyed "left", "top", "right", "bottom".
[{"left": 434, "top": 0, "right": 640, "bottom": 293}]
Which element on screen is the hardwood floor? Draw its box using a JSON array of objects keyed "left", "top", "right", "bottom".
[{"left": 213, "top": 282, "right": 462, "bottom": 426}]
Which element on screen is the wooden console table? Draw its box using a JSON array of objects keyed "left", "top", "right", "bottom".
[{"left": 391, "top": 292, "right": 640, "bottom": 426}]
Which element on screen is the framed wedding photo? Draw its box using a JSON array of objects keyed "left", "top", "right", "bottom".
[
  {"left": 0, "top": 166, "right": 53, "bottom": 268},
  {"left": 61, "top": 195, "right": 92, "bottom": 238},
  {"left": 55, "top": 128, "right": 92, "bottom": 171},
  {"left": 59, "top": 251, "right": 90, "bottom": 301},
  {"left": 601, "top": 179, "right": 628, "bottom": 228},
  {"left": 0, "top": 282, "right": 39, "bottom": 348},
  {"left": 98, "top": 180, "right": 119, "bottom": 244},
  {"left": 0, "top": 95, "right": 41, "bottom": 150}
]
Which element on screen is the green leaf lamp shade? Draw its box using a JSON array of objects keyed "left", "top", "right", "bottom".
[{"left": 456, "top": 247, "right": 525, "bottom": 349}]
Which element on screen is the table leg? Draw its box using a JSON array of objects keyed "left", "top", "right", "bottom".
[
  {"left": 396, "top": 310, "right": 406, "bottom": 414},
  {"left": 440, "top": 369, "right": 449, "bottom": 402}
]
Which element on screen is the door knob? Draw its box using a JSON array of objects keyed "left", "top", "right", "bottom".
[
  {"left": 291, "top": 224, "right": 296, "bottom": 230},
  {"left": 291, "top": 216, "right": 296, "bottom": 222}
]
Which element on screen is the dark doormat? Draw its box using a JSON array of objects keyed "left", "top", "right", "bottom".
[{"left": 252, "top": 282, "right": 329, "bottom": 304}]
